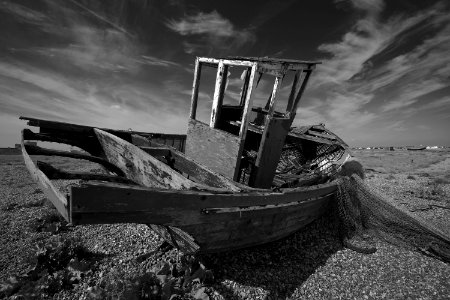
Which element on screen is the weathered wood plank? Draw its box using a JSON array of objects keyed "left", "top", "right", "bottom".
[
  {"left": 36, "top": 161, "right": 136, "bottom": 184},
  {"left": 248, "top": 76, "right": 287, "bottom": 188},
  {"left": 139, "top": 146, "right": 171, "bottom": 158},
  {"left": 186, "top": 119, "right": 241, "bottom": 180},
  {"left": 181, "top": 195, "right": 331, "bottom": 252},
  {"left": 148, "top": 224, "right": 200, "bottom": 253},
  {"left": 70, "top": 180, "right": 336, "bottom": 223},
  {"left": 286, "top": 70, "right": 302, "bottom": 114},
  {"left": 198, "top": 57, "right": 254, "bottom": 67},
  {"left": 23, "top": 129, "right": 102, "bottom": 156},
  {"left": 250, "top": 118, "right": 291, "bottom": 188},
  {"left": 94, "top": 128, "right": 196, "bottom": 190},
  {"left": 21, "top": 131, "right": 69, "bottom": 222},
  {"left": 21, "top": 117, "right": 187, "bottom": 150},
  {"left": 210, "top": 61, "right": 227, "bottom": 128},
  {"left": 70, "top": 181, "right": 334, "bottom": 252},
  {"left": 306, "top": 130, "right": 337, "bottom": 140},
  {"left": 286, "top": 131, "right": 337, "bottom": 146},
  {"left": 189, "top": 57, "right": 202, "bottom": 120},
  {"left": 25, "top": 144, "right": 124, "bottom": 176},
  {"left": 151, "top": 149, "right": 243, "bottom": 191},
  {"left": 289, "top": 70, "right": 312, "bottom": 120}
]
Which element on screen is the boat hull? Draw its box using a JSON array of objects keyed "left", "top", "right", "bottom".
[
  {"left": 70, "top": 181, "right": 336, "bottom": 253},
  {"left": 20, "top": 119, "right": 338, "bottom": 253}
]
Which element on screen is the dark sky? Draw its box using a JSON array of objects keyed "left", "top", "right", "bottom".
[{"left": 0, "top": 0, "right": 449, "bottom": 147}]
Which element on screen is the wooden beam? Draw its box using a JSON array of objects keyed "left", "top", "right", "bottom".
[
  {"left": 198, "top": 57, "right": 254, "bottom": 67},
  {"left": 21, "top": 131, "right": 69, "bottom": 222},
  {"left": 238, "top": 64, "right": 257, "bottom": 140},
  {"left": 286, "top": 70, "right": 302, "bottom": 114},
  {"left": 266, "top": 76, "right": 282, "bottom": 118},
  {"left": 25, "top": 144, "right": 125, "bottom": 176},
  {"left": 306, "top": 130, "right": 337, "bottom": 140},
  {"left": 239, "top": 67, "right": 252, "bottom": 107},
  {"left": 94, "top": 128, "right": 197, "bottom": 190},
  {"left": 289, "top": 70, "right": 312, "bottom": 121},
  {"left": 37, "top": 161, "right": 137, "bottom": 184},
  {"left": 189, "top": 57, "right": 202, "bottom": 120},
  {"left": 248, "top": 76, "right": 290, "bottom": 188},
  {"left": 210, "top": 61, "right": 228, "bottom": 128},
  {"left": 139, "top": 146, "right": 171, "bottom": 157},
  {"left": 70, "top": 180, "right": 337, "bottom": 225},
  {"left": 22, "top": 129, "right": 102, "bottom": 156}
]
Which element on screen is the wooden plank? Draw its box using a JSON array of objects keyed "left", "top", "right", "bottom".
[
  {"left": 186, "top": 119, "right": 241, "bottom": 180},
  {"left": 235, "top": 64, "right": 258, "bottom": 181},
  {"left": 198, "top": 57, "right": 254, "bottom": 67},
  {"left": 165, "top": 150, "right": 242, "bottom": 191},
  {"left": 139, "top": 146, "right": 171, "bottom": 157},
  {"left": 23, "top": 129, "right": 102, "bottom": 156},
  {"left": 189, "top": 57, "right": 202, "bottom": 120},
  {"left": 70, "top": 180, "right": 337, "bottom": 225},
  {"left": 148, "top": 224, "right": 200, "bottom": 253},
  {"left": 93, "top": 128, "right": 196, "bottom": 190},
  {"left": 289, "top": 70, "right": 312, "bottom": 120},
  {"left": 239, "top": 67, "right": 252, "bottom": 106},
  {"left": 20, "top": 116, "right": 186, "bottom": 146},
  {"left": 248, "top": 76, "right": 286, "bottom": 188},
  {"left": 37, "top": 161, "right": 137, "bottom": 184},
  {"left": 25, "top": 144, "right": 124, "bottom": 176},
  {"left": 307, "top": 130, "right": 337, "bottom": 140},
  {"left": 21, "top": 130, "right": 69, "bottom": 222},
  {"left": 181, "top": 195, "right": 331, "bottom": 252},
  {"left": 238, "top": 65, "right": 257, "bottom": 140},
  {"left": 210, "top": 61, "right": 227, "bottom": 128},
  {"left": 140, "top": 143, "right": 263, "bottom": 192},
  {"left": 250, "top": 118, "right": 291, "bottom": 188},
  {"left": 286, "top": 70, "right": 302, "bottom": 114},
  {"left": 286, "top": 131, "right": 337, "bottom": 146}
]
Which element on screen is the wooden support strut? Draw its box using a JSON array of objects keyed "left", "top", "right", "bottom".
[
  {"left": 210, "top": 61, "right": 228, "bottom": 128},
  {"left": 286, "top": 70, "right": 302, "bottom": 115},
  {"left": 234, "top": 64, "right": 257, "bottom": 181},
  {"left": 289, "top": 70, "right": 312, "bottom": 121},
  {"left": 189, "top": 57, "right": 202, "bottom": 120}
]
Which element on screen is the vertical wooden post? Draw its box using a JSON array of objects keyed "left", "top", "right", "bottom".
[
  {"left": 286, "top": 70, "right": 302, "bottom": 115},
  {"left": 239, "top": 67, "right": 252, "bottom": 107},
  {"left": 249, "top": 75, "right": 288, "bottom": 188},
  {"left": 189, "top": 58, "right": 202, "bottom": 120},
  {"left": 210, "top": 61, "right": 228, "bottom": 128},
  {"left": 289, "top": 70, "right": 312, "bottom": 121},
  {"left": 233, "top": 64, "right": 257, "bottom": 181},
  {"left": 265, "top": 76, "right": 282, "bottom": 119},
  {"left": 238, "top": 64, "right": 257, "bottom": 140}
]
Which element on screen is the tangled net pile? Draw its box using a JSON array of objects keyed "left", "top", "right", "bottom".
[{"left": 335, "top": 161, "right": 450, "bottom": 263}]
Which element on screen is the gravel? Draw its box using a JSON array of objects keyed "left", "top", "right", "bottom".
[{"left": 1, "top": 154, "right": 449, "bottom": 299}]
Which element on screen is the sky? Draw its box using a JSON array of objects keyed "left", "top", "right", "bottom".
[{"left": 0, "top": 0, "right": 449, "bottom": 147}]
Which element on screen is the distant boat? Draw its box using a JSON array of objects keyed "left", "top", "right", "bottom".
[{"left": 407, "top": 146, "right": 426, "bottom": 151}]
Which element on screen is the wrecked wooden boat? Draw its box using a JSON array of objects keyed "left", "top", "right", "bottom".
[{"left": 20, "top": 57, "right": 348, "bottom": 253}]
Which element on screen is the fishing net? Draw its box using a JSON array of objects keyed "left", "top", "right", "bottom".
[{"left": 335, "top": 164, "right": 450, "bottom": 263}]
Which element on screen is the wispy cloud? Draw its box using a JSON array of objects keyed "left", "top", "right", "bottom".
[
  {"left": 166, "top": 10, "right": 255, "bottom": 54},
  {"left": 302, "top": 0, "right": 450, "bottom": 142}
]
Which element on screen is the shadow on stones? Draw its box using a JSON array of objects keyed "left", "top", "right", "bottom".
[{"left": 199, "top": 210, "right": 343, "bottom": 299}]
